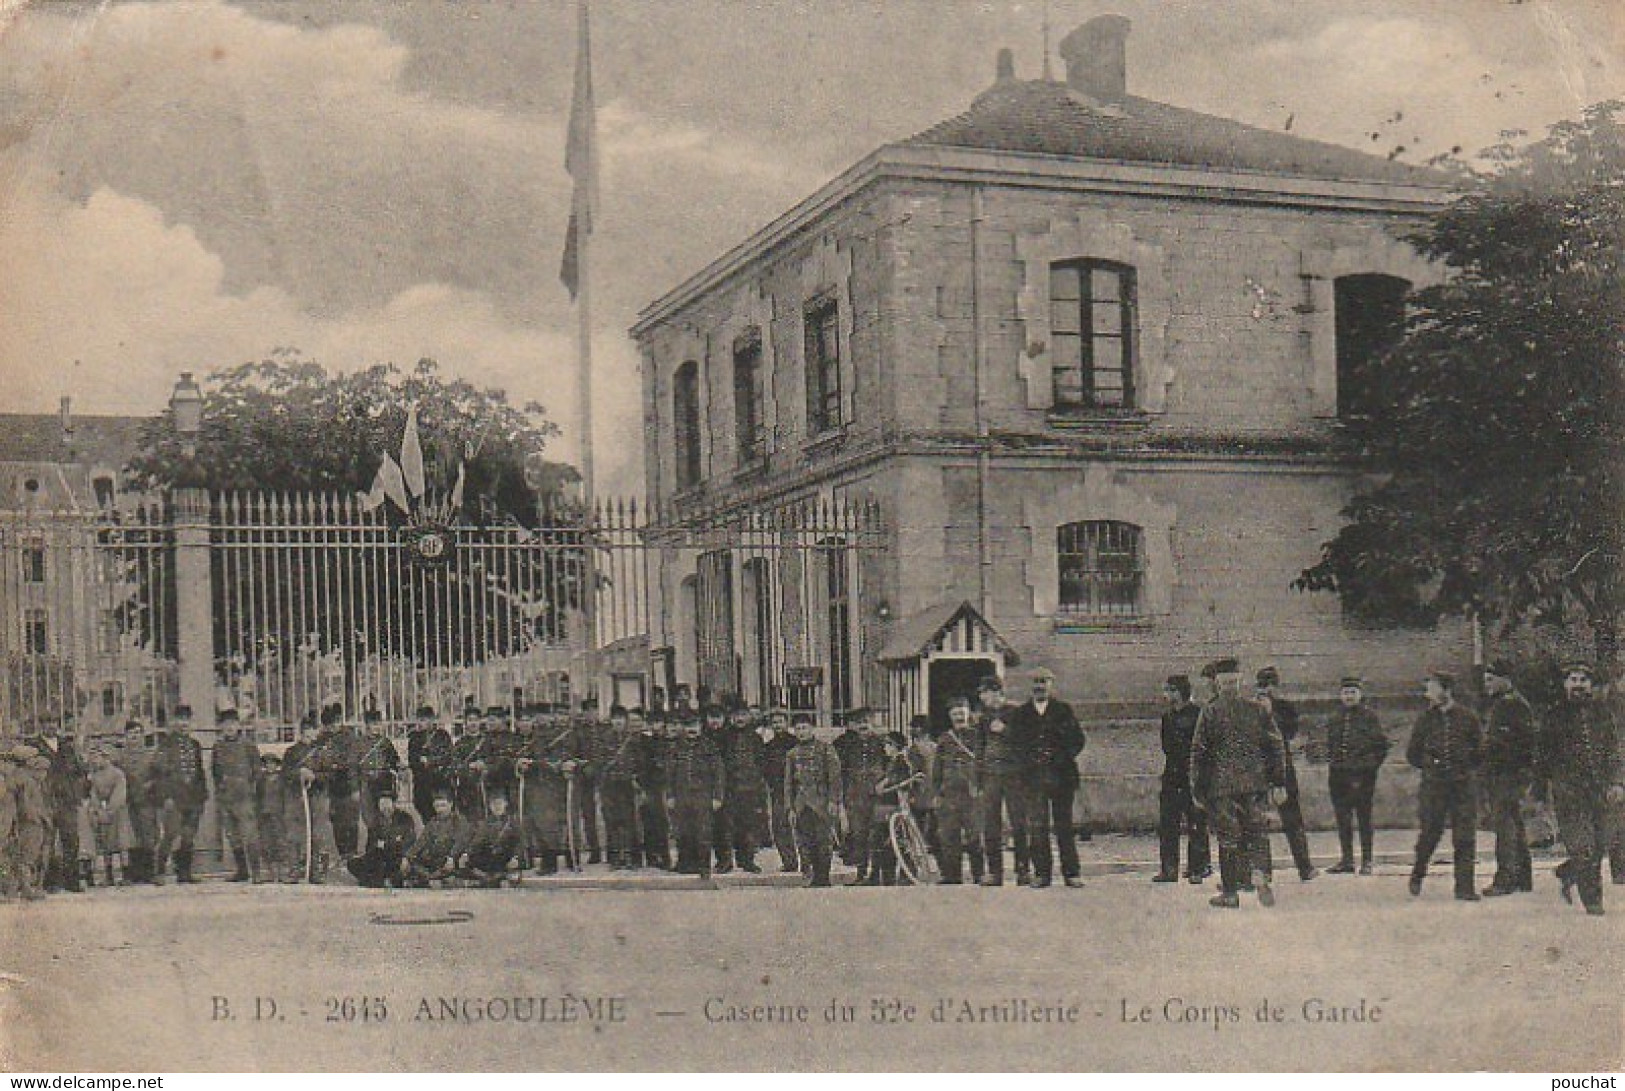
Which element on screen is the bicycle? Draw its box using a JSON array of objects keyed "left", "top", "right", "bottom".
[{"left": 886, "top": 775, "right": 938, "bottom": 886}]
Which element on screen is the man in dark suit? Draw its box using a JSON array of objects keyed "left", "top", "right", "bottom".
[
  {"left": 25, "top": 717, "right": 88, "bottom": 892},
  {"left": 1155, "top": 674, "right": 1210, "bottom": 884},
  {"left": 1008, "top": 667, "right": 1085, "bottom": 889}
]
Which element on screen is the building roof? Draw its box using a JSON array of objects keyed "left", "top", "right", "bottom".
[
  {"left": 0, "top": 413, "right": 149, "bottom": 468},
  {"left": 905, "top": 79, "right": 1445, "bottom": 187},
  {"left": 877, "top": 599, "right": 1020, "bottom": 666}
]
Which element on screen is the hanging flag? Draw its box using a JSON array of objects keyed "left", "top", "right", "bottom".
[
  {"left": 359, "top": 464, "right": 388, "bottom": 513},
  {"left": 448, "top": 460, "right": 466, "bottom": 514},
  {"left": 377, "top": 452, "right": 412, "bottom": 514},
  {"left": 400, "top": 403, "right": 426, "bottom": 499},
  {"left": 559, "top": 0, "right": 597, "bottom": 299}
]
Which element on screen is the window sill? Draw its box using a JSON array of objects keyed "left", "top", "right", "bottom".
[
  {"left": 1052, "top": 614, "right": 1154, "bottom": 634},
  {"left": 1046, "top": 409, "right": 1152, "bottom": 429},
  {"left": 803, "top": 427, "right": 848, "bottom": 457}
]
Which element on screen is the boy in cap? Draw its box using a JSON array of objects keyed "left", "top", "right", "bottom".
[
  {"left": 1321, "top": 676, "right": 1389, "bottom": 874},
  {"left": 1538, "top": 661, "right": 1623, "bottom": 916},
  {"left": 458, "top": 792, "right": 523, "bottom": 887},
  {"left": 404, "top": 792, "right": 470, "bottom": 887},
  {"left": 347, "top": 789, "right": 416, "bottom": 888},
  {"left": 1406, "top": 669, "right": 1484, "bottom": 900},
  {"left": 1480, "top": 659, "right": 1537, "bottom": 895}
]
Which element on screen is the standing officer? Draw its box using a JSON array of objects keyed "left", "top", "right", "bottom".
[
  {"left": 1539, "top": 661, "right": 1623, "bottom": 916},
  {"left": 597, "top": 705, "right": 641, "bottom": 870},
  {"left": 448, "top": 711, "right": 490, "bottom": 819},
  {"left": 356, "top": 710, "right": 402, "bottom": 829},
  {"left": 211, "top": 709, "right": 264, "bottom": 883},
  {"left": 406, "top": 706, "right": 453, "bottom": 826},
  {"left": 256, "top": 751, "right": 286, "bottom": 883},
  {"left": 152, "top": 706, "right": 208, "bottom": 884},
  {"left": 1407, "top": 669, "right": 1484, "bottom": 901},
  {"left": 1480, "top": 659, "right": 1537, "bottom": 896},
  {"left": 976, "top": 675, "right": 1028, "bottom": 887},
  {"left": 115, "top": 720, "right": 159, "bottom": 885},
  {"left": 24, "top": 717, "right": 87, "bottom": 892},
  {"left": 1256, "top": 666, "right": 1317, "bottom": 881},
  {"left": 784, "top": 712, "right": 843, "bottom": 887},
  {"left": 313, "top": 707, "right": 364, "bottom": 861},
  {"left": 518, "top": 709, "right": 582, "bottom": 874},
  {"left": 280, "top": 716, "right": 332, "bottom": 882},
  {"left": 698, "top": 705, "right": 733, "bottom": 872},
  {"left": 666, "top": 708, "right": 725, "bottom": 878},
  {"left": 837, "top": 709, "right": 888, "bottom": 885},
  {"left": 1155, "top": 675, "right": 1210, "bottom": 884},
  {"left": 1190, "top": 659, "right": 1287, "bottom": 909},
  {"left": 932, "top": 696, "right": 983, "bottom": 885},
  {"left": 760, "top": 708, "right": 799, "bottom": 873},
  {"left": 721, "top": 706, "right": 769, "bottom": 874},
  {"left": 575, "top": 703, "right": 606, "bottom": 866},
  {"left": 636, "top": 710, "right": 673, "bottom": 869},
  {"left": 1321, "top": 676, "right": 1389, "bottom": 875},
  {"left": 1009, "top": 667, "right": 1085, "bottom": 889}
]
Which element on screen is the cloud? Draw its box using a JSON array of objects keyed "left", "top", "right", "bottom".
[{"left": 0, "top": 168, "right": 643, "bottom": 493}]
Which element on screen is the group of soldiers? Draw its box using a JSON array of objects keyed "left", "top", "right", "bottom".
[
  {"left": 1156, "top": 657, "right": 1624, "bottom": 914},
  {"left": 1, "top": 653, "right": 1620, "bottom": 912}
]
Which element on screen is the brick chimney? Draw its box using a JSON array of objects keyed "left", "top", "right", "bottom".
[{"left": 1059, "top": 14, "right": 1131, "bottom": 103}]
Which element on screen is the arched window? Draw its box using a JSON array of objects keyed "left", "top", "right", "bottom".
[
  {"left": 673, "top": 360, "right": 702, "bottom": 489},
  {"left": 1050, "top": 259, "right": 1136, "bottom": 410},
  {"left": 1334, "top": 273, "right": 1410, "bottom": 420},
  {"left": 1057, "top": 520, "right": 1144, "bottom": 617}
]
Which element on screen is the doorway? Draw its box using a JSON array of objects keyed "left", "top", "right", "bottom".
[{"left": 926, "top": 657, "right": 998, "bottom": 733}]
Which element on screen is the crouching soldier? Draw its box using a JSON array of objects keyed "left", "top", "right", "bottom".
[
  {"left": 459, "top": 794, "right": 522, "bottom": 887},
  {"left": 404, "top": 792, "right": 469, "bottom": 887},
  {"left": 785, "top": 713, "right": 843, "bottom": 887},
  {"left": 347, "top": 790, "right": 416, "bottom": 888}
]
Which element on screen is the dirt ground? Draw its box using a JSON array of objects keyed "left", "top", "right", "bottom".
[{"left": 1, "top": 836, "right": 1619, "bottom": 1072}]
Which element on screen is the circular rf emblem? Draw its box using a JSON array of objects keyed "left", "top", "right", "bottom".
[{"left": 404, "top": 523, "right": 456, "bottom": 566}]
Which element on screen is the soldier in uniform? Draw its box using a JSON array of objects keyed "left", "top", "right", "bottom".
[
  {"left": 404, "top": 791, "right": 470, "bottom": 887},
  {"left": 24, "top": 718, "right": 87, "bottom": 892},
  {"left": 636, "top": 710, "right": 673, "bottom": 869},
  {"left": 575, "top": 704, "right": 606, "bottom": 866},
  {"left": 1155, "top": 675, "right": 1210, "bottom": 884},
  {"left": 976, "top": 675, "right": 1028, "bottom": 887},
  {"left": 312, "top": 707, "right": 364, "bottom": 861},
  {"left": 114, "top": 720, "right": 159, "bottom": 885},
  {"left": 457, "top": 792, "right": 523, "bottom": 887},
  {"left": 346, "top": 788, "right": 416, "bottom": 888},
  {"left": 723, "top": 705, "right": 770, "bottom": 874},
  {"left": 760, "top": 708, "right": 799, "bottom": 872},
  {"left": 256, "top": 751, "right": 286, "bottom": 883},
  {"left": 1407, "top": 669, "right": 1484, "bottom": 901},
  {"left": 1539, "top": 661, "right": 1623, "bottom": 916},
  {"left": 518, "top": 709, "right": 581, "bottom": 874},
  {"left": 1321, "top": 676, "right": 1389, "bottom": 875},
  {"left": 152, "top": 707, "right": 208, "bottom": 884},
  {"left": 699, "top": 705, "right": 733, "bottom": 872},
  {"left": 1480, "top": 659, "right": 1537, "bottom": 896},
  {"left": 932, "top": 696, "right": 983, "bottom": 885},
  {"left": 596, "top": 706, "right": 642, "bottom": 869},
  {"left": 1190, "top": 659, "right": 1288, "bottom": 909},
  {"left": 447, "top": 712, "right": 491, "bottom": 820},
  {"left": 211, "top": 709, "right": 265, "bottom": 883},
  {"left": 1256, "top": 667, "right": 1317, "bottom": 881},
  {"left": 784, "top": 712, "right": 842, "bottom": 887},
  {"left": 835, "top": 709, "right": 887, "bottom": 885},
  {"left": 666, "top": 709, "right": 725, "bottom": 878},
  {"left": 406, "top": 706, "right": 453, "bottom": 826},
  {"left": 868, "top": 732, "right": 921, "bottom": 886},
  {"left": 280, "top": 716, "right": 333, "bottom": 883},
  {"left": 356, "top": 710, "right": 403, "bottom": 829},
  {"left": 1009, "top": 667, "right": 1085, "bottom": 889}
]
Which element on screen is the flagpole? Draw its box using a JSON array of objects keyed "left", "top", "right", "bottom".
[{"left": 568, "top": 0, "right": 599, "bottom": 711}]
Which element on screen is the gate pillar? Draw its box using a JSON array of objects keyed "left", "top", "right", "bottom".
[{"left": 172, "top": 487, "right": 216, "bottom": 733}]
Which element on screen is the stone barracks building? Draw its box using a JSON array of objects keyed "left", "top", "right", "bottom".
[{"left": 632, "top": 16, "right": 1470, "bottom": 822}]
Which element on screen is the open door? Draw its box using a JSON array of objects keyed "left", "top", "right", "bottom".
[{"left": 927, "top": 656, "right": 998, "bottom": 734}]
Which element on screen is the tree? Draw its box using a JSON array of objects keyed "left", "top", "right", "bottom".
[
  {"left": 1297, "top": 102, "right": 1625, "bottom": 669},
  {"left": 120, "top": 353, "right": 588, "bottom": 703}
]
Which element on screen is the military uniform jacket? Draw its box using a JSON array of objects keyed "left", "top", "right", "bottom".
[
  {"left": 1406, "top": 703, "right": 1483, "bottom": 781},
  {"left": 407, "top": 725, "right": 454, "bottom": 784},
  {"left": 356, "top": 733, "right": 402, "bottom": 790},
  {"left": 448, "top": 732, "right": 489, "bottom": 791},
  {"left": 407, "top": 812, "right": 471, "bottom": 868},
  {"left": 721, "top": 725, "right": 768, "bottom": 796},
  {"left": 115, "top": 745, "right": 155, "bottom": 809},
  {"left": 1007, "top": 699, "right": 1085, "bottom": 786},
  {"left": 1159, "top": 704, "right": 1201, "bottom": 786},
  {"left": 25, "top": 737, "right": 87, "bottom": 811},
  {"left": 667, "top": 734, "right": 725, "bottom": 805},
  {"left": 635, "top": 730, "right": 671, "bottom": 791},
  {"left": 760, "top": 733, "right": 796, "bottom": 795},
  {"left": 310, "top": 729, "right": 362, "bottom": 796},
  {"left": 478, "top": 730, "right": 525, "bottom": 791},
  {"left": 463, "top": 814, "right": 521, "bottom": 865},
  {"left": 784, "top": 739, "right": 842, "bottom": 814},
  {"left": 365, "top": 810, "right": 418, "bottom": 859},
  {"left": 523, "top": 721, "right": 581, "bottom": 783},
  {"left": 977, "top": 709, "right": 1022, "bottom": 777},
  {"left": 1481, "top": 692, "right": 1537, "bottom": 777},
  {"left": 280, "top": 739, "right": 319, "bottom": 794},
  {"left": 211, "top": 736, "right": 262, "bottom": 793},
  {"left": 933, "top": 728, "right": 980, "bottom": 794},
  {"left": 1190, "top": 694, "right": 1285, "bottom": 802},
  {"left": 152, "top": 732, "right": 207, "bottom": 808},
  {"left": 1322, "top": 706, "right": 1390, "bottom": 773},
  {"left": 595, "top": 725, "right": 641, "bottom": 785},
  {"left": 840, "top": 733, "right": 889, "bottom": 802},
  {"left": 1538, "top": 699, "right": 1623, "bottom": 794}
]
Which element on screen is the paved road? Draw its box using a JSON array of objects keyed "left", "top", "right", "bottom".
[{"left": 2, "top": 845, "right": 1618, "bottom": 1071}]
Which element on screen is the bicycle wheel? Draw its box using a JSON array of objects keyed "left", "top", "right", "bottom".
[{"left": 890, "top": 811, "right": 937, "bottom": 885}]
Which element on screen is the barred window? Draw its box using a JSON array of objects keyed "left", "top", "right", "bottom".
[
  {"left": 1057, "top": 520, "right": 1144, "bottom": 617},
  {"left": 1050, "top": 259, "right": 1136, "bottom": 410},
  {"left": 733, "top": 330, "right": 766, "bottom": 464},
  {"left": 804, "top": 294, "right": 842, "bottom": 435},
  {"left": 674, "top": 360, "right": 702, "bottom": 489}
]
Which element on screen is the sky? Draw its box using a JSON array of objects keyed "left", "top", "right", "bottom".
[{"left": 0, "top": 0, "right": 1621, "bottom": 495}]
